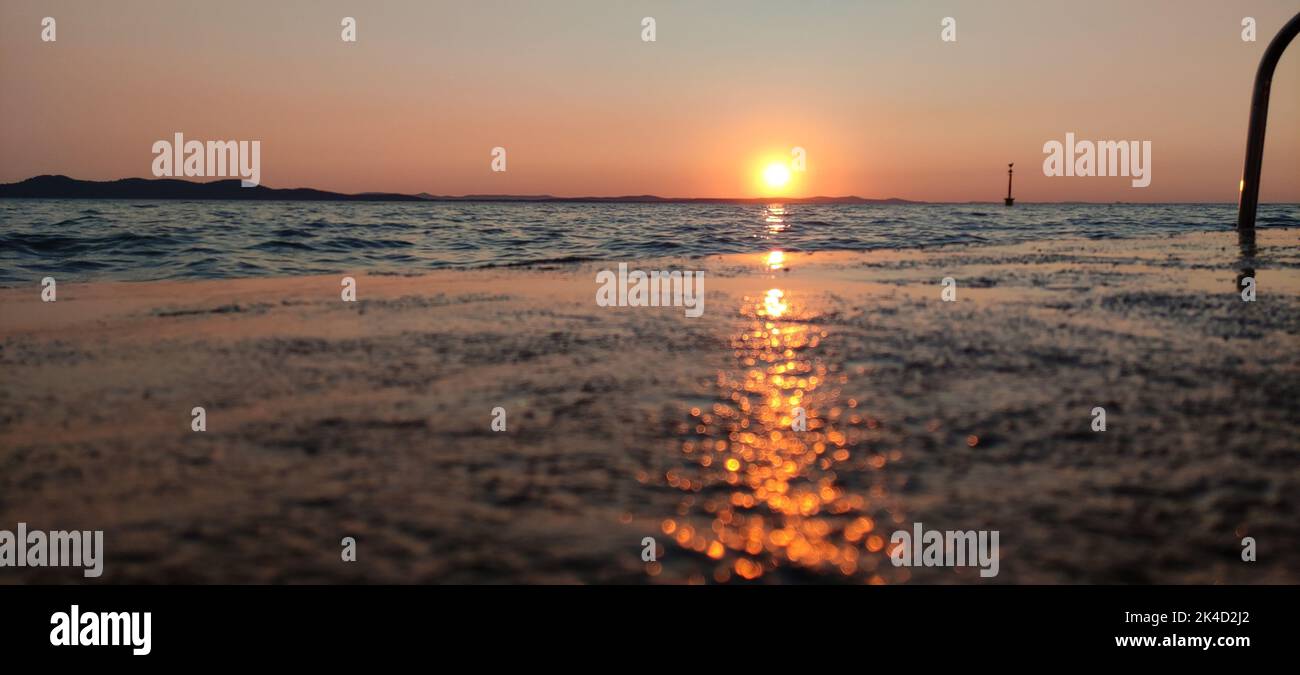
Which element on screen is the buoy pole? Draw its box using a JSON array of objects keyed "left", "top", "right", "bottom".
[{"left": 1004, "top": 163, "right": 1015, "bottom": 206}]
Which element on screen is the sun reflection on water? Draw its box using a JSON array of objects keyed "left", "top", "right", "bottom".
[
  {"left": 764, "top": 204, "right": 787, "bottom": 234},
  {"left": 661, "top": 264, "right": 910, "bottom": 583}
]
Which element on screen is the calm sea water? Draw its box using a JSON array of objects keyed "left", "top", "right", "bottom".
[{"left": 0, "top": 200, "right": 1296, "bottom": 282}]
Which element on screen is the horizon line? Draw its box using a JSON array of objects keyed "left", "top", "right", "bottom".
[{"left": 1, "top": 175, "right": 1295, "bottom": 206}]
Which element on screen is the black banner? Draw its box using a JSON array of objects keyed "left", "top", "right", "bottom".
[{"left": 0, "top": 584, "right": 1288, "bottom": 663}]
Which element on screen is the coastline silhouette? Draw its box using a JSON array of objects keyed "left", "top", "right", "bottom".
[{"left": 0, "top": 175, "right": 918, "bottom": 204}]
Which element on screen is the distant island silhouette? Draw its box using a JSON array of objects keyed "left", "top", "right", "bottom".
[{"left": 0, "top": 175, "right": 920, "bottom": 204}]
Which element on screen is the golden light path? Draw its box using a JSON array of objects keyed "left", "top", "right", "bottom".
[
  {"left": 764, "top": 204, "right": 787, "bottom": 234},
  {"left": 659, "top": 230, "right": 912, "bottom": 583}
]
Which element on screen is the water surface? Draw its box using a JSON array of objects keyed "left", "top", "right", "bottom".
[{"left": 1, "top": 200, "right": 1296, "bottom": 282}]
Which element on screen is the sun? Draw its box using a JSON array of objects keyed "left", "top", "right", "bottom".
[{"left": 762, "top": 162, "right": 792, "bottom": 189}]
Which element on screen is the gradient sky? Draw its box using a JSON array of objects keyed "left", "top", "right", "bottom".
[{"left": 2, "top": 0, "right": 1297, "bottom": 201}]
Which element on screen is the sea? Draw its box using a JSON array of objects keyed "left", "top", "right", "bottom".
[{"left": 0, "top": 200, "right": 1296, "bottom": 283}]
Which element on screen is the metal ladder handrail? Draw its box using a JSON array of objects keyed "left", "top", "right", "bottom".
[{"left": 1237, "top": 12, "right": 1300, "bottom": 232}]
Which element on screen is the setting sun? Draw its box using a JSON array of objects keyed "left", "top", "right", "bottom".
[{"left": 763, "top": 162, "right": 792, "bottom": 189}]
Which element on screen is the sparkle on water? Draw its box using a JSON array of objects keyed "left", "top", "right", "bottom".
[{"left": 657, "top": 248, "right": 914, "bottom": 584}]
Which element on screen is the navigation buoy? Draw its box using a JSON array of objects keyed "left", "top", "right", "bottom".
[{"left": 1004, "top": 163, "right": 1015, "bottom": 207}]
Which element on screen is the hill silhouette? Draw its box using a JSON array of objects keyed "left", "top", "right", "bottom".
[
  {"left": 0, "top": 175, "right": 423, "bottom": 201},
  {"left": 0, "top": 175, "right": 920, "bottom": 204}
]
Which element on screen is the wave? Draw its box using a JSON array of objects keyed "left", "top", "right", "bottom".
[{"left": 0, "top": 201, "right": 1294, "bottom": 282}]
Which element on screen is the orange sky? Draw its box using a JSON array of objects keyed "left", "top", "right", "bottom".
[{"left": 1, "top": 0, "right": 1297, "bottom": 201}]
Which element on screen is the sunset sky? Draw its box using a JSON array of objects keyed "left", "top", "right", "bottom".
[{"left": 2, "top": 0, "right": 1297, "bottom": 202}]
